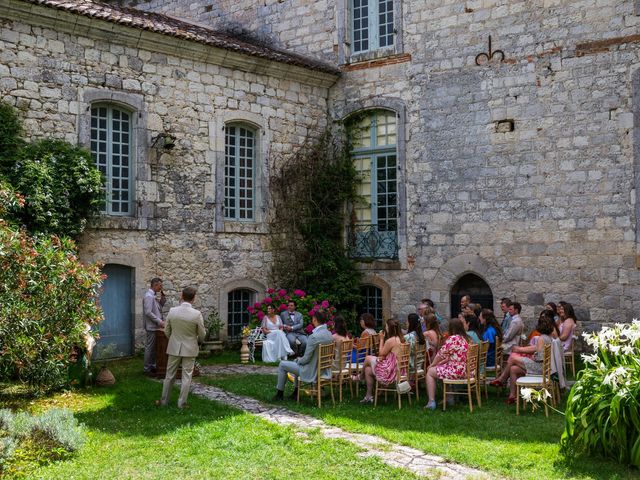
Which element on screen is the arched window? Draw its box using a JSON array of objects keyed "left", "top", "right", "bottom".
[
  {"left": 227, "top": 288, "right": 255, "bottom": 340},
  {"left": 90, "top": 104, "right": 134, "bottom": 216},
  {"left": 358, "top": 284, "right": 383, "bottom": 328},
  {"left": 224, "top": 124, "right": 256, "bottom": 221},
  {"left": 348, "top": 109, "right": 398, "bottom": 259}
]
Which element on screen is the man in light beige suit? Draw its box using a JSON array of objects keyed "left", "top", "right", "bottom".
[{"left": 157, "top": 286, "right": 205, "bottom": 409}]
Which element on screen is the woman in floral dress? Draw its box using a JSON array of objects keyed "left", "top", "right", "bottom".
[{"left": 424, "top": 318, "right": 470, "bottom": 410}]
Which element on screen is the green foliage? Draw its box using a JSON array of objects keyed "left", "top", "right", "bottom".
[
  {"left": 0, "top": 192, "right": 104, "bottom": 392},
  {"left": 561, "top": 320, "right": 640, "bottom": 467},
  {"left": 0, "top": 103, "right": 23, "bottom": 174},
  {"left": 268, "top": 129, "right": 362, "bottom": 324},
  {"left": 0, "top": 408, "right": 85, "bottom": 476},
  {"left": 205, "top": 306, "right": 223, "bottom": 340},
  {"left": 0, "top": 102, "right": 103, "bottom": 238}
]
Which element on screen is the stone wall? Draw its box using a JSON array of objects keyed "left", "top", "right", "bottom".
[
  {"left": 119, "top": 0, "right": 640, "bottom": 327},
  {"left": 0, "top": 5, "right": 335, "bottom": 342}
]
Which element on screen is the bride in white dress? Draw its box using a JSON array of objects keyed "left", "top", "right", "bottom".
[{"left": 261, "top": 304, "right": 294, "bottom": 362}]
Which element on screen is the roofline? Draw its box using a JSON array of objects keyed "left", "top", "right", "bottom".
[{"left": 3, "top": 0, "right": 340, "bottom": 88}]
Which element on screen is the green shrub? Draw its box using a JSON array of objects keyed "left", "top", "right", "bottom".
[
  {"left": 0, "top": 102, "right": 103, "bottom": 238},
  {"left": 13, "top": 409, "right": 86, "bottom": 453},
  {"left": 0, "top": 409, "right": 14, "bottom": 433},
  {"left": 0, "top": 436, "right": 17, "bottom": 469},
  {"left": 0, "top": 188, "right": 103, "bottom": 392},
  {"left": 561, "top": 320, "right": 640, "bottom": 467}
]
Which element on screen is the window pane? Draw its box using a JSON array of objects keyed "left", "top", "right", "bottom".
[
  {"left": 225, "top": 124, "right": 256, "bottom": 221},
  {"left": 227, "top": 289, "right": 254, "bottom": 340},
  {"left": 359, "top": 285, "right": 383, "bottom": 329}
]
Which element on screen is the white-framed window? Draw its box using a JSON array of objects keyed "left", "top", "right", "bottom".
[
  {"left": 224, "top": 124, "right": 256, "bottom": 221},
  {"left": 351, "top": 0, "right": 394, "bottom": 54},
  {"left": 90, "top": 104, "right": 134, "bottom": 216},
  {"left": 348, "top": 109, "right": 399, "bottom": 259}
]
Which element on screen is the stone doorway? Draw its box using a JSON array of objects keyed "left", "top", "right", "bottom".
[{"left": 450, "top": 273, "right": 493, "bottom": 318}]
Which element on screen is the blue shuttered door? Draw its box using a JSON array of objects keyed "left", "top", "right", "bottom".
[{"left": 97, "top": 264, "right": 133, "bottom": 358}]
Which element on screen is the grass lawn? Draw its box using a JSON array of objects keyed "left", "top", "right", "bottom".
[
  {"left": 202, "top": 373, "right": 640, "bottom": 480},
  {"left": 0, "top": 359, "right": 418, "bottom": 480}
]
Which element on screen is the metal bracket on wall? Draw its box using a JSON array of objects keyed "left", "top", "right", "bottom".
[{"left": 475, "top": 35, "right": 505, "bottom": 65}]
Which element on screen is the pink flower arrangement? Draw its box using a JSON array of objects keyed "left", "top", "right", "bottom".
[{"left": 246, "top": 288, "right": 336, "bottom": 329}]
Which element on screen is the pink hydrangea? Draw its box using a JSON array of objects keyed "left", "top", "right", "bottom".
[
  {"left": 267, "top": 288, "right": 275, "bottom": 294},
  {"left": 278, "top": 303, "right": 287, "bottom": 311},
  {"left": 321, "top": 300, "right": 329, "bottom": 308},
  {"left": 257, "top": 311, "right": 265, "bottom": 319},
  {"left": 293, "top": 289, "right": 306, "bottom": 297},
  {"left": 304, "top": 324, "right": 314, "bottom": 335},
  {"left": 247, "top": 306, "right": 255, "bottom": 314},
  {"left": 254, "top": 302, "right": 262, "bottom": 309},
  {"left": 278, "top": 289, "right": 287, "bottom": 297},
  {"left": 264, "top": 297, "right": 273, "bottom": 304}
]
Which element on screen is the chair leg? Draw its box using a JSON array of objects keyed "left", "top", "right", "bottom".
[
  {"left": 374, "top": 380, "right": 378, "bottom": 406},
  {"left": 516, "top": 385, "right": 520, "bottom": 415},
  {"left": 339, "top": 380, "right": 343, "bottom": 403},
  {"left": 397, "top": 388, "right": 402, "bottom": 410},
  {"left": 297, "top": 383, "right": 301, "bottom": 403},
  {"left": 442, "top": 383, "right": 447, "bottom": 411},
  {"left": 475, "top": 381, "right": 481, "bottom": 408},
  {"left": 330, "top": 381, "right": 335, "bottom": 406},
  {"left": 317, "top": 383, "right": 321, "bottom": 408},
  {"left": 415, "top": 376, "right": 420, "bottom": 401},
  {"left": 467, "top": 383, "right": 473, "bottom": 413}
]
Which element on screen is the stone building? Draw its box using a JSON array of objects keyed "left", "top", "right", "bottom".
[{"left": 2, "top": 0, "right": 640, "bottom": 353}]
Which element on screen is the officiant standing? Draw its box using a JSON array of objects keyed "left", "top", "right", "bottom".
[{"left": 143, "top": 277, "right": 166, "bottom": 375}]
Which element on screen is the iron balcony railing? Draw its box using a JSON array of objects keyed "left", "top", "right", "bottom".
[{"left": 346, "top": 224, "right": 399, "bottom": 260}]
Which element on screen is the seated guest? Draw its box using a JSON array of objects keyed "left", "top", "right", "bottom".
[
  {"left": 479, "top": 309, "right": 503, "bottom": 368},
  {"left": 359, "top": 318, "right": 405, "bottom": 404},
  {"left": 354, "top": 313, "right": 377, "bottom": 348},
  {"left": 424, "top": 314, "right": 442, "bottom": 361},
  {"left": 460, "top": 313, "right": 482, "bottom": 344},
  {"left": 404, "top": 313, "right": 426, "bottom": 369},
  {"left": 272, "top": 310, "right": 334, "bottom": 400},
  {"left": 500, "top": 298, "right": 512, "bottom": 332},
  {"left": 490, "top": 313, "right": 555, "bottom": 404},
  {"left": 281, "top": 300, "right": 307, "bottom": 356},
  {"left": 502, "top": 301, "right": 524, "bottom": 354},
  {"left": 421, "top": 298, "right": 444, "bottom": 324},
  {"left": 261, "top": 304, "right": 293, "bottom": 362},
  {"left": 424, "top": 317, "right": 470, "bottom": 410},
  {"left": 545, "top": 301, "right": 560, "bottom": 324},
  {"left": 557, "top": 301, "right": 577, "bottom": 352},
  {"left": 332, "top": 315, "right": 351, "bottom": 368}
]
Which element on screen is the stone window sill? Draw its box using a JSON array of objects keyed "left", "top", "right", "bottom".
[
  {"left": 219, "top": 221, "right": 267, "bottom": 235},
  {"left": 91, "top": 215, "right": 147, "bottom": 230}
]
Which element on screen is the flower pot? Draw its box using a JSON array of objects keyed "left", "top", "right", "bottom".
[
  {"left": 96, "top": 366, "right": 115, "bottom": 386},
  {"left": 240, "top": 337, "right": 249, "bottom": 364}
]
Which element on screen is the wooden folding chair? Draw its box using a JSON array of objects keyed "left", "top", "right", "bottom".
[
  {"left": 484, "top": 337, "right": 503, "bottom": 398},
  {"left": 297, "top": 343, "right": 335, "bottom": 408},
  {"left": 375, "top": 343, "right": 412, "bottom": 409},
  {"left": 476, "top": 341, "right": 489, "bottom": 408},
  {"left": 332, "top": 338, "right": 353, "bottom": 402},
  {"left": 369, "top": 333, "right": 380, "bottom": 356},
  {"left": 516, "top": 343, "right": 552, "bottom": 417},
  {"left": 348, "top": 335, "right": 371, "bottom": 397},
  {"left": 564, "top": 336, "right": 576, "bottom": 378},
  {"left": 412, "top": 342, "right": 428, "bottom": 401},
  {"left": 442, "top": 343, "right": 480, "bottom": 413}
]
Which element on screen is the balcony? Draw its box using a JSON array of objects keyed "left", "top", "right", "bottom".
[{"left": 346, "top": 224, "right": 399, "bottom": 260}]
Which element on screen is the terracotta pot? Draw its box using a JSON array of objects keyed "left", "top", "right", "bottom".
[{"left": 96, "top": 366, "right": 115, "bottom": 386}]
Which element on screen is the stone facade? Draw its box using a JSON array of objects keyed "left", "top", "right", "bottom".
[
  {"left": 123, "top": 0, "right": 640, "bottom": 329},
  {"left": 3, "top": 0, "right": 640, "bottom": 344},
  {"left": 0, "top": 0, "right": 337, "bottom": 343}
]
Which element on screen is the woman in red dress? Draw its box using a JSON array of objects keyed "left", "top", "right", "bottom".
[{"left": 424, "top": 317, "right": 470, "bottom": 410}]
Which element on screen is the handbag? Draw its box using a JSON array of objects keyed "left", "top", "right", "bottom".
[{"left": 396, "top": 380, "right": 411, "bottom": 394}]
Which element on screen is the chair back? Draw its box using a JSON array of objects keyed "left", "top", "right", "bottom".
[
  {"left": 477, "top": 341, "right": 489, "bottom": 379},
  {"left": 335, "top": 338, "right": 353, "bottom": 371},
  {"left": 370, "top": 333, "right": 380, "bottom": 355},
  {"left": 414, "top": 342, "right": 427, "bottom": 373},
  {"left": 541, "top": 342, "right": 552, "bottom": 383},
  {"left": 317, "top": 343, "right": 335, "bottom": 378},
  {"left": 397, "top": 343, "right": 411, "bottom": 382},
  {"left": 466, "top": 343, "right": 479, "bottom": 380},
  {"left": 353, "top": 335, "right": 371, "bottom": 364}
]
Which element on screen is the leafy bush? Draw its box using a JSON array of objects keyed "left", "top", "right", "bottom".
[
  {"left": 561, "top": 319, "right": 640, "bottom": 467},
  {"left": 0, "top": 409, "right": 14, "bottom": 433},
  {"left": 0, "top": 102, "right": 103, "bottom": 238},
  {"left": 0, "top": 436, "right": 16, "bottom": 469},
  {"left": 0, "top": 187, "right": 103, "bottom": 392}
]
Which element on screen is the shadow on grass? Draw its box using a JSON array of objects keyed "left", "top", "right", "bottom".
[
  {"left": 203, "top": 373, "right": 640, "bottom": 480},
  {"left": 69, "top": 359, "right": 243, "bottom": 438}
]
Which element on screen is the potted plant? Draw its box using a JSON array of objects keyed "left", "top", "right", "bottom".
[
  {"left": 92, "top": 343, "right": 119, "bottom": 386},
  {"left": 200, "top": 307, "right": 223, "bottom": 355}
]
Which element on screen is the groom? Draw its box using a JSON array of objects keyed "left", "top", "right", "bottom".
[
  {"left": 272, "top": 309, "right": 333, "bottom": 400},
  {"left": 280, "top": 300, "right": 307, "bottom": 356}
]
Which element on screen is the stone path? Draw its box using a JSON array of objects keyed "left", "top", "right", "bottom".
[{"left": 189, "top": 366, "right": 492, "bottom": 480}]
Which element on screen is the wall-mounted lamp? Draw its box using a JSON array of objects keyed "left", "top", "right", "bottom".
[{"left": 151, "top": 133, "right": 176, "bottom": 150}]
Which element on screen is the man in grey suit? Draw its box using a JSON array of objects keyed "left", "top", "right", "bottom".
[
  {"left": 273, "top": 309, "right": 333, "bottom": 400},
  {"left": 280, "top": 300, "right": 307, "bottom": 356},
  {"left": 157, "top": 286, "right": 206, "bottom": 409},
  {"left": 143, "top": 277, "right": 166, "bottom": 375}
]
